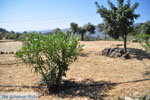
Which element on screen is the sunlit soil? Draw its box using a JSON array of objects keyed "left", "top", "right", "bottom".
[{"left": 0, "top": 40, "right": 150, "bottom": 100}]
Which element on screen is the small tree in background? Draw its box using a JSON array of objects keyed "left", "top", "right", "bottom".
[
  {"left": 78, "top": 27, "right": 86, "bottom": 41},
  {"left": 95, "top": 0, "right": 140, "bottom": 52},
  {"left": 64, "top": 30, "right": 72, "bottom": 37},
  {"left": 84, "top": 23, "right": 95, "bottom": 39},
  {"left": 98, "top": 23, "right": 107, "bottom": 41},
  {"left": 70, "top": 22, "right": 96, "bottom": 41},
  {"left": 130, "top": 23, "right": 143, "bottom": 36},
  {"left": 84, "top": 23, "right": 95, "bottom": 34},
  {"left": 53, "top": 28, "right": 62, "bottom": 34},
  {"left": 0, "top": 28, "right": 9, "bottom": 39},
  {"left": 70, "top": 22, "right": 78, "bottom": 34}
]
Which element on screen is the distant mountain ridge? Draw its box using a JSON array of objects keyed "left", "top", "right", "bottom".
[
  {"left": 39, "top": 25, "right": 103, "bottom": 37},
  {"left": 38, "top": 23, "right": 141, "bottom": 37}
]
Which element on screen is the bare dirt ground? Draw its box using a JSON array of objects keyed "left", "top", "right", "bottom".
[{"left": 0, "top": 40, "right": 150, "bottom": 100}]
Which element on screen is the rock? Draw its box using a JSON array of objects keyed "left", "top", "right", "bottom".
[
  {"left": 110, "top": 51, "right": 116, "bottom": 57},
  {"left": 9, "top": 51, "right": 14, "bottom": 54},
  {"left": 109, "top": 48, "right": 115, "bottom": 55},
  {"left": 1, "top": 51, "right": 5, "bottom": 54},
  {"left": 125, "top": 97, "right": 134, "bottom": 100},
  {"left": 102, "top": 48, "right": 111, "bottom": 56},
  {"left": 101, "top": 48, "right": 130, "bottom": 59},
  {"left": 116, "top": 44, "right": 123, "bottom": 46},
  {"left": 122, "top": 52, "right": 130, "bottom": 59},
  {"left": 131, "top": 39, "right": 138, "bottom": 43}
]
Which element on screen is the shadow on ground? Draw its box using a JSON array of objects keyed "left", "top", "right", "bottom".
[
  {"left": 35, "top": 79, "right": 116, "bottom": 100},
  {"left": 128, "top": 48, "right": 150, "bottom": 60},
  {"left": 34, "top": 78, "right": 150, "bottom": 99},
  {"left": 79, "top": 51, "right": 100, "bottom": 57},
  {"left": 1, "top": 78, "right": 150, "bottom": 99}
]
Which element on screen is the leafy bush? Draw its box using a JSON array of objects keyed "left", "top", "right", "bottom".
[
  {"left": 0, "top": 34, "right": 3, "bottom": 40},
  {"left": 136, "top": 21, "right": 150, "bottom": 53},
  {"left": 17, "top": 33, "right": 33, "bottom": 41},
  {"left": 5, "top": 33, "right": 21, "bottom": 40},
  {"left": 137, "top": 33, "right": 150, "bottom": 53},
  {"left": 16, "top": 33, "right": 83, "bottom": 88},
  {"left": 6, "top": 33, "right": 17, "bottom": 39}
]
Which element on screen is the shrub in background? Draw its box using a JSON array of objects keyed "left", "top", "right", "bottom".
[
  {"left": 5, "top": 33, "right": 17, "bottom": 40},
  {"left": 15, "top": 33, "right": 83, "bottom": 88},
  {"left": 136, "top": 21, "right": 150, "bottom": 53},
  {"left": 0, "top": 34, "right": 3, "bottom": 40},
  {"left": 137, "top": 33, "right": 150, "bottom": 53}
]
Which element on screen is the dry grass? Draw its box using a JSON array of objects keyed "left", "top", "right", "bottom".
[{"left": 0, "top": 40, "right": 150, "bottom": 100}]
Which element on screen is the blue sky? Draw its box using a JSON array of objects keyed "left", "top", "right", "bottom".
[{"left": 0, "top": 0, "right": 149, "bottom": 32}]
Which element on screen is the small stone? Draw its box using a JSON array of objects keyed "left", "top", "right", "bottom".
[
  {"left": 116, "top": 44, "right": 123, "bottom": 46},
  {"left": 131, "top": 39, "right": 138, "bottom": 43},
  {"left": 1, "top": 51, "right": 5, "bottom": 54}
]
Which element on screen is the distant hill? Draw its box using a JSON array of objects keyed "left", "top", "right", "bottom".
[
  {"left": 38, "top": 23, "right": 141, "bottom": 37},
  {"left": 39, "top": 26, "right": 103, "bottom": 37}
]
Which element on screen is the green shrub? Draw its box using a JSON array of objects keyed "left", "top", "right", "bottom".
[
  {"left": 136, "top": 21, "right": 150, "bottom": 53},
  {"left": 5, "top": 33, "right": 17, "bottom": 40},
  {"left": 137, "top": 33, "right": 150, "bottom": 53},
  {"left": 17, "top": 33, "right": 32, "bottom": 41},
  {"left": 0, "top": 34, "right": 3, "bottom": 40},
  {"left": 15, "top": 33, "right": 83, "bottom": 88}
]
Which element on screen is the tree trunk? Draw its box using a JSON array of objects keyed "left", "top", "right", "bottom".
[
  {"left": 105, "top": 33, "right": 106, "bottom": 41},
  {"left": 81, "top": 33, "right": 84, "bottom": 41},
  {"left": 123, "top": 34, "right": 127, "bottom": 52},
  {"left": 89, "top": 33, "right": 91, "bottom": 41}
]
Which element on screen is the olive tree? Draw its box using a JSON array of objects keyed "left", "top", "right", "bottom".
[
  {"left": 70, "top": 22, "right": 78, "bottom": 34},
  {"left": 98, "top": 23, "right": 108, "bottom": 41},
  {"left": 95, "top": 0, "right": 140, "bottom": 52},
  {"left": 78, "top": 27, "right": 86, "bottom": 41},
  {"left": 84, "top": 23, "right": 95, "bottom": 34},
  {"left": 53, "top": 28, "right": 62, "bottom": 34}
]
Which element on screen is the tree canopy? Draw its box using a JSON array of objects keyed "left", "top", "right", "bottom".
[
  {"left": 141, "top": 21, "right": 150, "bottom": 35},
  {"left": 70, "top": 22, "right": 96, "bottom": 41},
  {"left": 95, "top": 0, "right": 140, "bottom": 51},
  {"left": 70, "top": 22, "right": 78, "bottom": 34},
  {"left": 78, "top": 27, "right": 86, "bottom": 41},
  {"left": 84, "top": 23, "right": 95, "bottom": 34},
  {"left": 136, "top": 21, "right": 150, "bottom": 53},
  {"left": 53, "top": 28, "right": 62, "bottom": 34},
  {"left": 97, "top": 23, "right": 108, "bottom": 41}
]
